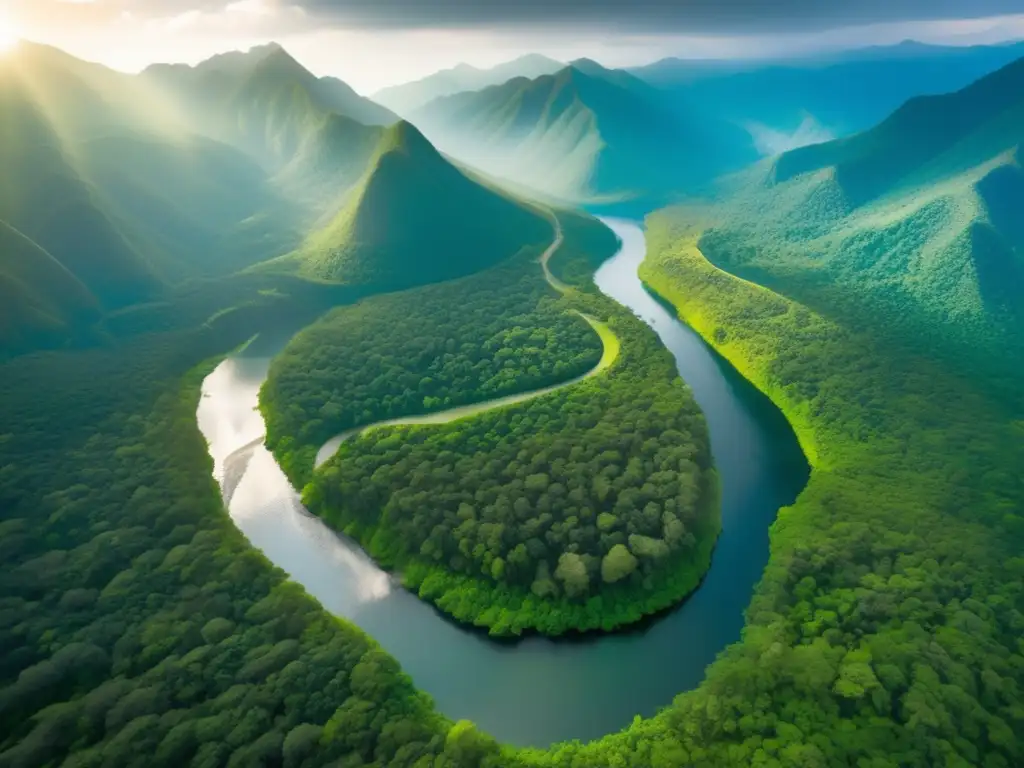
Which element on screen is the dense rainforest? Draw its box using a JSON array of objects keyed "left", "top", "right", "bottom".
[
  {"left": 263, "top": 213, "right": 719, "bottom": 635},
  {"left": 4, "top": 33, "right": 1024, "bottom": 768},
  {"left": 262, "top": 239, "right": 603, "bottom": 488}
]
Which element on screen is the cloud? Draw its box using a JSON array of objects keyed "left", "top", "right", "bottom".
[{"left": 289, "top": 0, "right": 1024, "bottom": 32}]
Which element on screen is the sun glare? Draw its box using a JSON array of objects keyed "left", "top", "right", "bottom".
[{"left": 0, "top": 16, "right": 20, "bottom": 53}]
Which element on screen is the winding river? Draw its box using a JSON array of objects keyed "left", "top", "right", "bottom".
[{"left": 196, "top": 218, "right": 809, "bottom": 747}]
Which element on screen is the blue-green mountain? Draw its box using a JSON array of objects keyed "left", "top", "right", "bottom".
[
  {"left": 410, "top": 60, "right": 756, "bottom": 205},
  {"left": 373, "top": 54, "right": 564, "bottom": 115},
  {"left": 633, "top": 40, "right": 1024, "bottom": 153}
]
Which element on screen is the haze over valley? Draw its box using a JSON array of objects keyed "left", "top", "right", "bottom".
[{"left": 1, "top": 2, "right": 1023, "bottom": 766}]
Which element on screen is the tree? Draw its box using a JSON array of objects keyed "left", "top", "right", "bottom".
[
  {"left": 554, "top": 552, "right": 590, "bottom": 597},
  {"left": 601, "top": 545, "right": 638, "bottom": 584}
]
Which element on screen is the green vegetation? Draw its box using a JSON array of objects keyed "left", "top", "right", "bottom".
[
  {"left": 558, "top": 206, "right": 1024, "bottom": 767},
  {"left": 262, "top": 240, "right": 604, "bottom": 487},
  {"left": 0, "top": 302, "right": 494, "bottom": 768},
  {"left": 264, "top": 122, "right": 553, "bottom": 289},
  {"left": 262, "top": 213, "right": 718, "bottom": 635},
  {"left": 411, "top": 61, "right": 755, "bottom": 204},
  {"left": 694, "top": 55, "right": 1024, "bottom": 399},
  {"left": 0, "top": 221, "right": 101, "bottom": 355}
]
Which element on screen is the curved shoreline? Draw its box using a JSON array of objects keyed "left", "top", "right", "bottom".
[
  {"left": 314, "top": 217, "right": 620, "bottom": 470},
  {"left": 314, "top": 311, "right": 619, "bottom": 468},
  {"left": 199, "top": 217, "right": 808, "bottom": 745}
]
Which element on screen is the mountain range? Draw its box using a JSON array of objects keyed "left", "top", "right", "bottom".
[
  {"left": 696, "top": 52, "right": 1024, "bottom": 376},
  {"left": 411, "top": 59, "right": 756, "bottom": 205},
  {"left": 0, "top": 42, "right": 556, "bottom": 354},
  {"left": 374, "top": 54, "right": 564, "bottom": 115},
  {"left": 632, "top": 40, "right": 1024, "bottom": 153}
]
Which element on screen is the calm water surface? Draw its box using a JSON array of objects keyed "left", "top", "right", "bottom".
[{"left": 196, "top": 219, "right": 809, "bottom": 746}]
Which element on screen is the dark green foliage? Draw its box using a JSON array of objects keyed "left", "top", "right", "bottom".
[
  {"left": 0, "top": 306, "right": 491, "bottom": 768},
  {"left": 264, "top": 214, "right": 718, "bottom": 635},
  {"left": 0, "top": 221, "right": 101, "bottom": 354},
  {"left": 263, "top": 244, "right": 603, "bottom": 487},
  {"left": 574, "top": 208, "right": 1024, "bottom": 768},
  {"left": 274, "top": 121, "right": 552, "bottom": 289}
]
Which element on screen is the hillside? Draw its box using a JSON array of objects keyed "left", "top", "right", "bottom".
[
  {"left": 0, "top": 221, "right": 101, "bottom": 353},
  {"left": 411, "top": 61, "right": 755, "bottom": 204},
  {"left": 374, "top": 54, "right": 564, "bottom": 115},
  {"left": 0, "top": 44, "right": 314, "bottom": 305},
  {"left": 268, "top": 121, "right": 552, "bottom": 288},
  {"left": 633, "top": 40, "right": 1024, "bottom": 152},
  {"left": 144, "top": 44, "right": 396, "bottom": 167},
  {"left": 695, "top": 56, "right": 1024, "bottom": 381},
  {"left": 0, "top": 81, "right": 161, "bottom": 308}
]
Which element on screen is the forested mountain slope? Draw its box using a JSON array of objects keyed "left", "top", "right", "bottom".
[
  {"left": 267, "top": 121, "right": 552, "bottom": 289},
  {"left": 374, "top": 54, "right": 564, "bottom": 115},
  {"left": 0, "top": 43, "right": 308, "bottom": 329},
  {"left": 696, "top": 56, "right": 1024, "bottom": 388},
  {"left": 0, "top": 221, "right": 101, "bottom": 354},
  {"left": 411, "top": 61, "right": 756, "bottom": 204}
]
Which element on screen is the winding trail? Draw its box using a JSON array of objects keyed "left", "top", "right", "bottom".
[{"left": 314, "top": 217, "right": 621, "bottom": 469}]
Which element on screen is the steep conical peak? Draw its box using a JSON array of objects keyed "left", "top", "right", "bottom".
[{"left": 377, "top": 120, "right": 439, "bottom": 158}]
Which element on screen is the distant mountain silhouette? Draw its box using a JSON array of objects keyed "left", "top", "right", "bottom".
[
  {"left": 411, "top": 61, "right": 755, "bottom": 204},
  {"left": 374, "top": 54, "right": 564, "bottom": 115}
]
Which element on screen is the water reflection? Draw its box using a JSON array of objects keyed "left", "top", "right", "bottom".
[{"left": 195, "top": 220, "right": 808, "bottom": 746}]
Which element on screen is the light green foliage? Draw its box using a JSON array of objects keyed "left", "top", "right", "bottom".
[
  {"left": 600, "top": 545, "right": 638, "bottom": 584},
  {"left": 698, "top": 55, "right": 1024, "bottom": 393},
  {"left": 553, "top": 552, "right": 590, "bottom": 597}
]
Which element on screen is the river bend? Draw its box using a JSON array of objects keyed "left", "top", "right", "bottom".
[{"left": 196, "top": 218, "right": 808, "bottom": 746}]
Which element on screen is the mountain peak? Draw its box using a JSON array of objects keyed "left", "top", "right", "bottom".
[{"left": 380, "top": 120, "right": 437, "bottom": 157}]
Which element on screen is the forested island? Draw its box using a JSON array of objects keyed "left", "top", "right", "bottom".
[
  {"left": 261, "top": 212, "right": 720, "bottom": 635},
  {"left": 3, "top": 29, "right": 1024, "bottom": 768}
]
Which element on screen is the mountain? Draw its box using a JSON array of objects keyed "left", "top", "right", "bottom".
[
  {"left": 411, "top": 60, "right": 756, "bottom": 205},
  {"left": 0, "top": 221, "right": 102, "bottom": 354},
  {"left": 144, "top": 44, "right": 397, "bottom": 168},
  {"left": 373, "top": 54, "right": 564, "bottom": 115},
  {"left": 696, "top": 55, "right": 1024, "bottom": 376},
  {"left": 0, "top": 76, "right": 161, "bottom": 308},
  {"left": 633, "top": 40, "right": 1024, "bottom": 152},
  {"left": 264, "top": 121, "right": 552, "bottom": 289},
  {"left": 0, "top": 43, "right": 305, "bottom": 316}
]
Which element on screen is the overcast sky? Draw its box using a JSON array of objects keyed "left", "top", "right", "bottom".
[{"left": 5, "top": 0, "right": 1024, "bottom": 93}]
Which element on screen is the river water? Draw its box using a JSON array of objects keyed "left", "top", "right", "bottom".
[{"left": 196, "top": 218, "right": 808, "bottom": 747}]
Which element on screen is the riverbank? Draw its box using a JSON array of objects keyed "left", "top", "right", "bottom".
[{"left": 200, "top": 216, "right": 807, "bottom": 743}]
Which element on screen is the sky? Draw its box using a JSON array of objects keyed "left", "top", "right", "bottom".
[{"left": 4, "top": 0, "right": 1024, "bottom": 94}]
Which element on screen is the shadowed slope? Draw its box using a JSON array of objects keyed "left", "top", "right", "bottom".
[
  {"left": 695, "top": 58, "right": 1024, "bottom": 386},
  {"left": 412, "top": 61, "right": 755, "bottom": 204},
  {"left": 0, "top": 221, "right": 101, "bottom": 353},
  {"left": 271, "top": 121, "right": 551, "bottom": 288}
]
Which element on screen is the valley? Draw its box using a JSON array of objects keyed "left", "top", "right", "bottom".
[{"left": 1, "top": 20, "right": 1023, "bottom": 768}]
